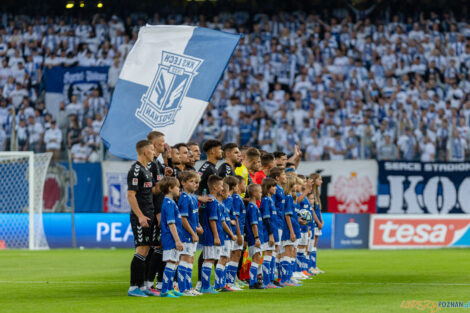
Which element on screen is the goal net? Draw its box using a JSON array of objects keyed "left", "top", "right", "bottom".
[{"left": 0, "top": 152, "right": 52, "bottom": 250}]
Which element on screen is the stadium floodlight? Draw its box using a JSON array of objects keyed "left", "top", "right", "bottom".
[
  {"left": 79, "top": 0, "right": 85, "bottom": 7},
  {"left": 97, "top": 1, "right": 103, "bottom": 8},
  {"left": 65, "top": 1, "right": 75, "bottom": 9},
  {"left": 0, "top": 152, "right": 52, "bottom": 250}
]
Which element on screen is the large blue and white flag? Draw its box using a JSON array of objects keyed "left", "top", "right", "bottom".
[{"left": 100, "top": 25, "right": 240, "bottom": 160}]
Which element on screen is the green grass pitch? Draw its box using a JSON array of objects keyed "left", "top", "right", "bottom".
[{"left": 0, "top": 249, "right": 469, "bottom": 313}]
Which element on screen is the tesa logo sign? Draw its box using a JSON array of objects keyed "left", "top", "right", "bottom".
[{"left": 370, "top": 216, "right": 470, "bottom": 249}]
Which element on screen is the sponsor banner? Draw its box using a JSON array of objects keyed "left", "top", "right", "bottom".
[
  {"left": 377, "top": 161, "right": 470, "bottom": 214},
  {"left": 0, "top": 213, "right": 334, "bottom": 249},
  {"left": 298, "top": 161, "right": 378, "bottom": 214},
  {"left": 369, "top": 215, "right": 470, "bottom": 249},
  {"left": 44, "top": 66, "right": 109, "bottom": 119},
  {"left": 102, "top": 161, "right": 133, "bottom": 213},
  {"left": 333, "top": 214, "right": 370, "bottom": 249},
  {"left": 43, "top": 213, "right": 134, "bottom": 248}
]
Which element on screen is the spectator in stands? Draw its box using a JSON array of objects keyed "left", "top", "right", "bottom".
[
  {"left": 71, "top": 139, "right": 90, "bottom": 163},
  {"left": 44, "top": 120, "right": 62, "bottom": 162},
  {"left": 0, "top": 9, "right": 470, "bottom": 162},
  {"left": 377, "top": 134, "right": 398, "bottom": 160}
]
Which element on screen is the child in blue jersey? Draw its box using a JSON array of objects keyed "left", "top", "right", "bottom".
[
  {"left": 228, "top": 175, "right": 246, "bottom": 288},
  {"left": 245, "top": 184, "right": 265, "bottom": 289},
  {"left": 177, "top": 171, "right": 203, "bottom": 296},
  {"left": 269, "top": 167, "right": 287, "bottom": 286},
  {"left": 159, "top": 177, "right": 185, "bottom": 298},
  {"left": 224, "top": 176, "right": 244, "bottom": 290},
  {"left": 279, "top": 175, "right": 302, "bottom": 287},
  {"left": 309, "top": 173, "right": 325, "bottom": 275},
  {"left": 215, "top": 181, "right": 237, "bottom": 292},
  {"left": 306, "top": 192, "right": 318, "bottom": 275},
  {"left": 200, "top": 175, "right": 225, "bottom": 294},
  {"left": 295, "top": 178, "right": 313, "bottom": 278},
  {"left": 260, "top": 178, "right": 279, "bottom": 288}
]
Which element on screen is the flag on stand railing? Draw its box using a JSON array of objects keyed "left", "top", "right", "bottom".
[{"left": 100, "top": 25, "right": 240, "bottom": 160}]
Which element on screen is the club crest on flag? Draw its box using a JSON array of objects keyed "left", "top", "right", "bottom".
[{"left": 136, "top": 50, "right": 203, "bottom": 129}]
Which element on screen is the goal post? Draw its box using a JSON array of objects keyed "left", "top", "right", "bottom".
[{"left": 0, "top": 152, "right": 52, "bottom": 250}]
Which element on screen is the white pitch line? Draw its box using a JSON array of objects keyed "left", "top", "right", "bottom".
[
  {"left": 0, "top": 281, "right": 469, "bottom": 286},
  {"left": 312, "top": 282, "right": 470, "bottom": 286},
  {"left": 0, "top": 281, "right": 127, "bottom": 284}
]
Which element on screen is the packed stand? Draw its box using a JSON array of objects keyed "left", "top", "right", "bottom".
[{"left": 0, "top": 11, "right": 470, "bottom": 161}]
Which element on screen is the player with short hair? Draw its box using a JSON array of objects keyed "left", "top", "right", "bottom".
[
  {"left": 177, "top": 171, "right": 203, "bottom": 296},
  {"left": 199, "top": 174, "right": 225, "bottom": 294},
  {"left": 260, "top": 178, "right": 279, "bottom": 288},
  {"left": 159, "top": 176, "right": 185, "bottom": 298},
  {"left": 127, "top": 140, "right": 159, "bottom": 297},
  {"left": 218, "top": 143, "right": 242, "bottom": 178},
  {"left": 174, "top": 143, "right": 192, "bottom": 172},
  {"left": 145, "top": 131, "right": 173, "bottom": 293},
  {"left": 197, "top": 140, "right": 223, "bottom": 195},
  {"left": 245, "top": 184, "right": 265, "bottom": 289},
  {"left": 186, "top": 142, "right": 201, "bottom": 171},
  {"left": 273, "top": 151, "right": 287, "bottom": 168}
]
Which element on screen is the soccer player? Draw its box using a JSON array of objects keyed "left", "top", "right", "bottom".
[
  {"left": 127, "top": 140, "right": 158, "bottom": 297},
  {"left": 273, "top": 151, "right": 287, "bottom": 168},
  {"left": 174, "top": 143, "right": 192, "bottom": 172},
  {"left": 254, "top": 153, "right": 275, "bottom": 184},
  {"left": 200, "top": 175, "right": 225, "bottom": 294},
  {"left": 273, "top": 147, "right": 302, "bottom": 169},
  {"left": 169, "top": 146, "right": 182, "bottom": 177},
  {"left": 215, "top": 181, "right": 237, "bottom": 292},
  {"left": 160, "top": 177, "right": 185, "bottom": 298},
  {"left": 309, "top": 173, "right": 325, "bottom": 275},
  {"left": 269, "top": 167, "right": 287, "bottom": 285},
  {"left": 177, "top": 171, "right": 203, "bottom": 296},
  {"left": 218, "top": 143, "right": 242, "bottom": 177},
  {"left": 145, "top": 131, "right": 172, "bottom": 293},
  {"left": 186, "top": 142, "right": 201, "bottom": 171},
  {"left": 245, "top": 184, "right": 265, "bottom": 289},
  {"left": 197, "top": 140, "right": 223, "bottom": 195},
  {"left": 260, "top": 178, "right": 278, "bottom": 288}
]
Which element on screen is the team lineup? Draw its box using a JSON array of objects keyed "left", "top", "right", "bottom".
[{"left": 126, "top": 131, "right": 324, "bottom": 298}]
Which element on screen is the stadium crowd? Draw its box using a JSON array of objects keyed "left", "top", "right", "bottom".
[{"left": 0, "top": 10, "right": 470, "bottom": 161}]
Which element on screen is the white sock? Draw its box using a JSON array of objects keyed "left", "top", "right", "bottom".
[{"left": 129, "top": 286, "right": 138, "bottom": 291}]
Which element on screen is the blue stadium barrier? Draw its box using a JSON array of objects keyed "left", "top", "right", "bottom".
[{"left": 0, "top": 213, "right": 334, "bottom": 249}]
